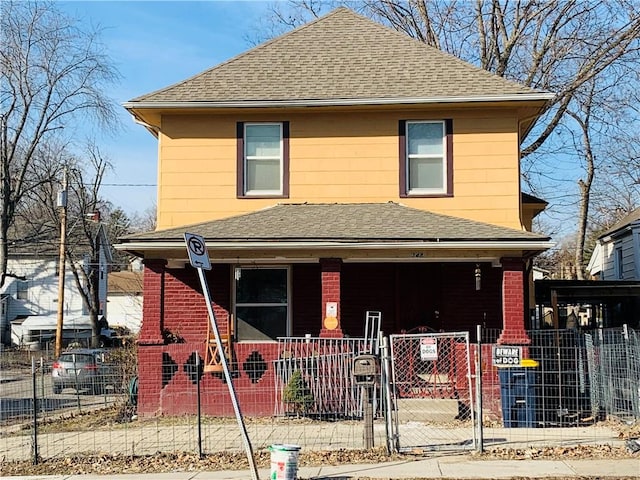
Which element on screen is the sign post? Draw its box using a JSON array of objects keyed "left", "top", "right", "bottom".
[{"left": 184, "top": 233, "right": 259, "bottom": 480}]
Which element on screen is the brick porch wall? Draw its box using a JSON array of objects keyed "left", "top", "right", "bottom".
[{"left": 151, "top": 342, "right": 282, "bottom": 417}]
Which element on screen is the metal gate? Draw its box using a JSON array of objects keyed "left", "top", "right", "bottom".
[{"left": 387, "top": 332, "right": 476, "bottom": 452}]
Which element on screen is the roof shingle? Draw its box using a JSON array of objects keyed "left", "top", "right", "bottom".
[
  {"left": 129, "top": 8, "right": 546, "bottom": 105},
  {"left": 600, "top": 207, "right": 640, "bottom": 238},
  {"left": 121, "top": 203, "right": 549, "bottom": 243}
]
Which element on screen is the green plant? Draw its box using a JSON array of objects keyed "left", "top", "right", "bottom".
[
  {"left": 282, "top": 370, "right": 314, "bottom": 417},
  {"left": 161, "top": 328, "right": 185, "bottom": 344}
]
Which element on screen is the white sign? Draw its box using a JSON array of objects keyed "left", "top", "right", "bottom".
[
  {"left": 184, "top": 232, "right": 211, "bottom": 270},
  {"left": 492, "top": 346, "right": 522, "bottom": 366},
  {"left": 420, "top": 337, "right": 438, "bottom": 361}
]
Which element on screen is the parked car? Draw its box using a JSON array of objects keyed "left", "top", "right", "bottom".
[{"left": 51, "top": 348, "right": 118, "bottom": 394}]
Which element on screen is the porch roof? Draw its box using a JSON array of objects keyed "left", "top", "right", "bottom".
[{"left": 117, "top": 203, "right": 552, "bottom": 257}]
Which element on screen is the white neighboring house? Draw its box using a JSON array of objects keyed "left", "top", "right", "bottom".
[
  {"left": 1, "top": 225, "right": 112, "bottom": 348},
  {"left": 107, "top": 269, "right": 143, "bottom": 334},
  {"left": 588, "top": 208, "right": 640, "bottom": 280}
]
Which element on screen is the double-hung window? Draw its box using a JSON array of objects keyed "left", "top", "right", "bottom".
[
  {"left": 234, "top": 266, "right": 289, "bottom": 341},
  {"left": 237, "top": 122, "right": 289, "bottom": 198},
  {"left": 399, "top": 120, "right": 453, "bottom": 197},
  {"left": 17, "top": 280, "right": 29, "bottom": 300}
]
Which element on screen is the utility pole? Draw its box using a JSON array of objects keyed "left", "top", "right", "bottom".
[{"left": 55, "top": 169, "right": 68, "bottom": 358}]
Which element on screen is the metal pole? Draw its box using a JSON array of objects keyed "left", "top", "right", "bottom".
[
  {"left": 55, "top": 169, "right": 68, "bottom": 358},
  {"left": 31, "top": 357, "right": 39, "bottom": 464},
  {"left": 476, "top": 325, "right": 484, "bottom": 452},
  {"left": 40, "top": 357, "right": 45, "bottom": 413},
  {"left": 622, "top": 324, "right": 637, "bottom": 417},
  {"left": 380, "top": 334, "right": 395, "bottom": 454},
  {"left": 73, "top": 353, "right": 81, "bottom": 412},
  {"left": 363, "top": 386, "right": 374, "bottom": 449},
  {"left": 196, "top": 268, "right": 259, "bottom": 480},
  {"left": 196, "top": 354, "right": 203, "bottom": 459}
]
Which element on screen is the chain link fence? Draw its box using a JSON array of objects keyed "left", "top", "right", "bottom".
[
  {"left": 0, "top": 337, "right": 384, "bottom": 463},
  {"left": 476, "top": 327, "right": 638, "bottom": 451},
  {"left": 388, "top": 331, "right": 475, "bottom": 453},
  {"left": 1, "top": 327, "right": 637, "bottom": 463},
  {"left": 585, "top": 326, "right": 640, "bottom": 421}
]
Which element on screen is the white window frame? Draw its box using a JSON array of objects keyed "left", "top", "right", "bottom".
[
  {"left": 233, "top": 265, "right": 290, "bottom": 342},
  {"left": 406, "top": 120, "right": 447, "bottom": 195},
  {"left": 244, "top": 123, "right": 283, "bottom": 196}
]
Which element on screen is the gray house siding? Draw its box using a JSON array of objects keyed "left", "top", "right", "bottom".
[{"left": 593, "top": 223, "right": 640, "bottom": 281}]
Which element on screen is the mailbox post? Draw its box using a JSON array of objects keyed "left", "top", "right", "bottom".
[{"left": 353, "top": 354, "right": 380, "bottom": 449}]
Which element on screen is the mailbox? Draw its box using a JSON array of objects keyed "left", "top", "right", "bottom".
[{"left": 352, "top": 354, "right": 380, "bottom": 386}]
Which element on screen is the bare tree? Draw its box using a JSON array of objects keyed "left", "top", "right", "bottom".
[
  {"left": 65, "top": 149, "right": 109, "bottom": 347},
  {"left": 130, "top": 204, "right": 157, "bottom": 233},
  {"left": 566, "top": 82, "right": 596, "bottom": 280},
  {"left": 18, "top": 143, "right": 117, "bottom": 347},
  {"left": 0, "top": 0, "right": 119, "bottom": 287}
]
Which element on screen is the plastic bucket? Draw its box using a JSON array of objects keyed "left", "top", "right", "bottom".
[{"left": 269, "top": 444, "right": 301, "bottom": 480}]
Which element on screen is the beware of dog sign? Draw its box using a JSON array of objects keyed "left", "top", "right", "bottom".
[
  {"left": 492, "top": 345, "right": 522, "bottom": 366},
  {"left": 420, "top": 337, "right": 438, "bottom": 361}
]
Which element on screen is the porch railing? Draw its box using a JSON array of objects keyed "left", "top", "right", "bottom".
[{"left": 274, "top": 336, "right": 373, "bottom": 418}]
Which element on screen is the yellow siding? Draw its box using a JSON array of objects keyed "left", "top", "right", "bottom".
[{"left": 156, "top": 109, "right": 523, "bottom": 230}]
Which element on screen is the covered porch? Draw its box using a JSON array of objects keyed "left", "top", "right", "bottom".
[{"left": 117, "top": 203, "right": 552, "bottom": 416}]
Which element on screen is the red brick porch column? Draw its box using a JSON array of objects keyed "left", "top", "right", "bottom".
[
  {"left": 136, "top": 259, "right": 166, "bottom": 417},
  {"left": 497, "top": 257, "right": 530, "bottom": 345},
  {"left": 319, "top": 258, "right": 344, "bottom": 338},
  {"left": 139, "top": 259, "right": 166, "bottom": 346}
]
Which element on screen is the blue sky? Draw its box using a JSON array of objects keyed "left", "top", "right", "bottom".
[{"left": 58, "top": 1, "right": 273, "bottom": 217}]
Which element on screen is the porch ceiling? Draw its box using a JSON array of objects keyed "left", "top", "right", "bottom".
[{"left": 116, "top": 203, "right": 552, "bottom": 262}]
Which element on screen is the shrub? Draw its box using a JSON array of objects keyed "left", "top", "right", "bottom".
[{"left": 282, "top": 370, "right": 314, "bottom": 417}]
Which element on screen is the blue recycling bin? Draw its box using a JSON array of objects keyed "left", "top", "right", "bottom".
[{"left": 499, "top": 367, "right": 537, "bottom": 427}]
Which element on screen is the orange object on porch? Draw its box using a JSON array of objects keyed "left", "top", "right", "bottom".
[{"left": 204, "top": 314, "right": 234, "bottom": 373}]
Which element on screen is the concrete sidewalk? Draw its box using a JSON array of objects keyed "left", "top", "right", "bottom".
[{"left": 4, "top": 456, "right": 639, "bottom": 479}]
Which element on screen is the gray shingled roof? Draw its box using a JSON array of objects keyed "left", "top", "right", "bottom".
[
  {"left": 120, "top": 203, "right": 549, "bottom": 244},
  {"left": 600, "top": 207, "right": 640, "bottom": 238},
  {"left": 129, "top": 8, "right": 546, "bottom": 105}
]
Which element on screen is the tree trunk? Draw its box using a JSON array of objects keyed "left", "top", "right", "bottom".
[{"left": 570, "top": 85, "right": 596, "bottom": 281}]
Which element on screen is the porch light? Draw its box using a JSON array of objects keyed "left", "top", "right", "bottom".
[
  {"left": 234, "top": 267, "right": 242, "bottom": 281},
  {"left": 475, "top": 264, "right": 481, "bottom": 291}
]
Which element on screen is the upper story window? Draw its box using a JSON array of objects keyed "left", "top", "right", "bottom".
[
  {"left": 237, "top": 122, "right": 290, "bottom": 198},
  {"left": 399, "top": 120, "right": 453, "bottom": 197},
  {"left": 17, "top": 280, "right": 29, "bottom": 300},
  {"left": 614, "top": 246, "right": 624, "bottom": 279}
]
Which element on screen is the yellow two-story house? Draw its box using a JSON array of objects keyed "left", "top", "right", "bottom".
[{"left": 119, "top": 8, "right": 553, "bottom": 416}]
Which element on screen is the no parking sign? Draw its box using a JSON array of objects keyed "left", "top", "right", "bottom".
[{"left": 184, "top": 232, "right": 211, "bottom": 270}]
